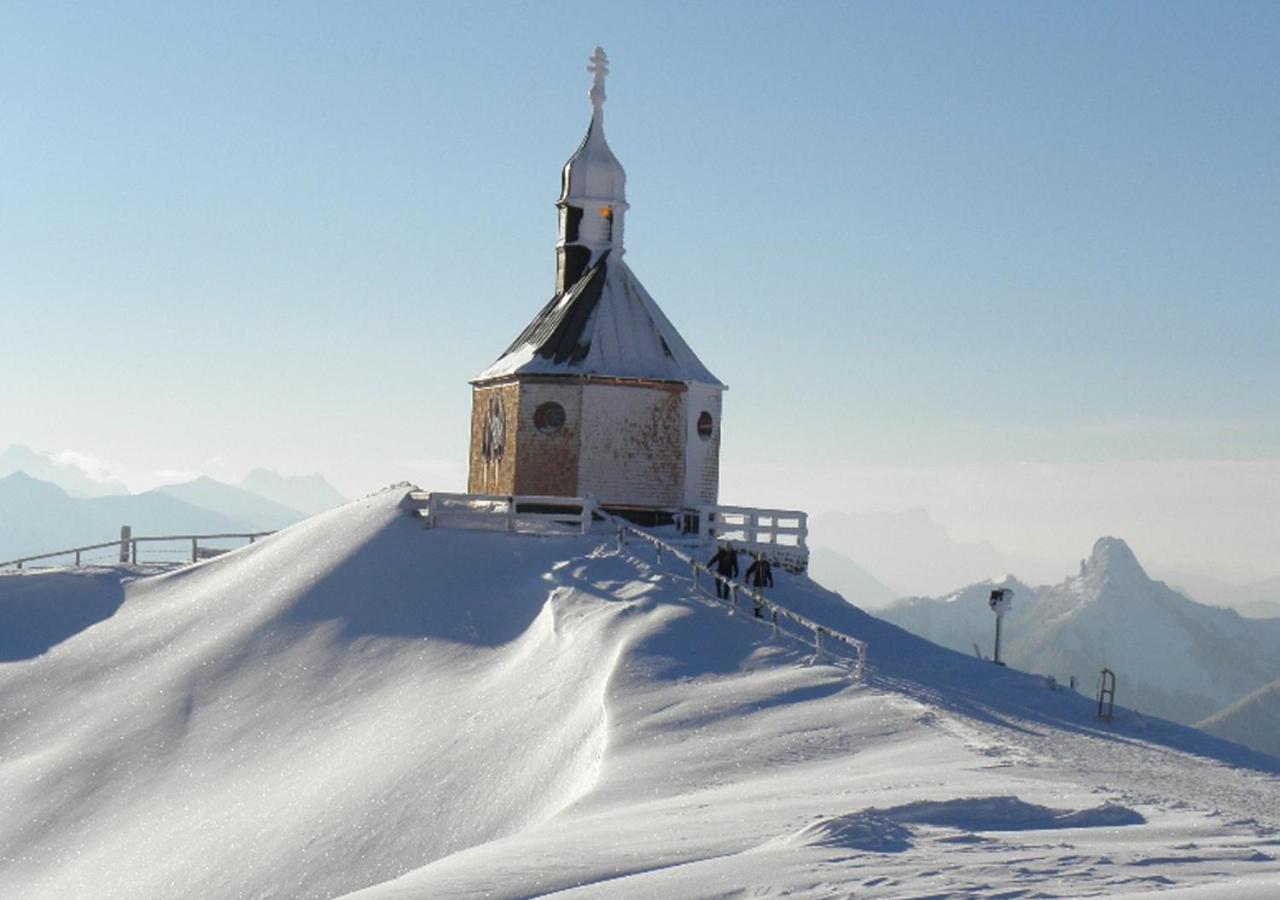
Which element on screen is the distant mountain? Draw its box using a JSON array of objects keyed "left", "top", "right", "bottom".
[
  {"left": 155, "top": 477, "right": 307, "bottom": 531},
  {"left": 0, "top": 444, "right": 128, "bottom": 498},
  {"left": 238, "top": 468, "right": 347, "bottom": 516},
  {"left": 879, "top": 537, "right": 1280, "bottom": 727},
  {"left": 1153, "top": 568, "right": 1280, "bottom": 620},
  {"left": 1198, "top": 679, "right": 1280, "bottom": 760},
  {"left": 0, "top": 472, "right": 249, "bottom": 563},
  {"left": 1236, "top": 576, "right": 1280, "bottom": 620},
  {"left": 809, "top": 509, "right": 1013, "bottom": 597},
  {"left": 807, "top": 547, "right": 900, "bottom": 610}
]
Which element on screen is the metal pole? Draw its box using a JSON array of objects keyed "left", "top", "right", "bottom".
[{"left": 994, "top": 613, "right": 1004, "bottom": 665}]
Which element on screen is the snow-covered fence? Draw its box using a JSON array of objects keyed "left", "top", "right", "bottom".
[
  {"left": 613, "top": 521, "right": 865, "bottom": 680},
  {"left": 696, "top": 504, "right": 809, "bottom": 572},
  {"left": 0, "top": 529, "right": 273, "bottom": 571},
  {"left": 408, "top": 492, "right": 594, "bottom": 536}
]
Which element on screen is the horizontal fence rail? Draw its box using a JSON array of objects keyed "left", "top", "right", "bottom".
[
  {"left": 611, "top": 517, "right": 865, "bottom": 680},
  {"left": 407, "top": 492, "right": 594, "bottom": 536},
  {"left": 1, "top": 529, "right": 274, "bottom": 571},
  {"left": 697, "top": 504, "right": 809, "bottom": 572}
]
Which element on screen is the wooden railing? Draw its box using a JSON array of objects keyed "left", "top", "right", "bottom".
[
  {"left": 611, "top": 518, "right": 865, "bottom": 680},
  {"left": 0, "top": 527, "right": 274, "bottom": 571},
  {"left": 406, "top": 492, "right": 594, "bottom": 535},
  {"left": 696, "top": 504, "right": 809, "bottom": 572}
]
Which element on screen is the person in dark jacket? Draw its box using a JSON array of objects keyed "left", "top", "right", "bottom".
[
  {"left": 707, "top": 544, "right": 739, "bottom": 598},
  {"left": 744, "top": 553, "right": 773, "bottom": 589}
]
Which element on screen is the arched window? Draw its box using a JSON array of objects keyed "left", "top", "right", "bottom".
[
  {"left": 563, "top": 206, "right": 583, "bottom": 243},
  {"left": 482, "top": 396, "right": 506, "bottom": 461}
]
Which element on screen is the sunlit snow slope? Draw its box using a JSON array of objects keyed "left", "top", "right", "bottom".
[{"left": 2, "top": 489, "right": 1279, "bottom": 898}]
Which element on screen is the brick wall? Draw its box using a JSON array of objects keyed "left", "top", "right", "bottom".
[
  {"left": 467, "top": 382, "right": 520, "bottom": 494},
  {"left": 468, "top": 377, "right": 714, "bottom": 510},
  {"left": 514, "top": 381, "right": 582, "bottom": 496},
  {"left": 578, "top": 382, "right": 684, "bottom": 508}
]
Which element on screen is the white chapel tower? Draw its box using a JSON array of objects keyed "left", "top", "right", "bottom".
[{"left": 467, "top": 48, "right": 725, "bottom": 515}]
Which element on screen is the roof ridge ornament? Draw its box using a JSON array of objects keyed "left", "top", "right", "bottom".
[{"left": 587, "top": 46, "right": 609, "bottom": 110}]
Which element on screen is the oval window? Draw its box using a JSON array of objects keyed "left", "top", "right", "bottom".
[
  {"left": 534, "top": 401, "right": 567, "bottom": 434},
  {"left": 697, "top": 411, "right": 714, "bottom": 441}
]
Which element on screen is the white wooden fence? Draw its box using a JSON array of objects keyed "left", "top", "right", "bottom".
[
  {"left": 697, "top": 504, "right": 809, "bottom": 572},
  {"left": 613, "top": 519, "right": 865, "bottom": 680},
  {"left": 406, "top": 492, "right": 594, "bottom": 535}
]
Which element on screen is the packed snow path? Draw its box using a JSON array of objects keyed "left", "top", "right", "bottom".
[{"left": 1, "top": 489, "right": 1277, "bottom": 898}]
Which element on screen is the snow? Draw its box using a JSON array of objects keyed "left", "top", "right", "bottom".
[
  {"left": 474, "top": 256, "right": 724, "bottom": 387},
  {"left": 2, "top": 489, "right": 1279, "bottom": 897}
]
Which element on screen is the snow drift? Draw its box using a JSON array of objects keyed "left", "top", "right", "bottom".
[{"left": 2, "top": 490, "right": 1279, "bottom": 898}]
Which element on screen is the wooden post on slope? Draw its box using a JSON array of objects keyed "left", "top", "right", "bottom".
[{"left": 119, "top": 526, "right": 132, "bottom": 563}]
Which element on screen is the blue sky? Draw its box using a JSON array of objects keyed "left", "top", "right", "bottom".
[{"left": 2, "top": 2, "right": 1277, "bottom": 573}]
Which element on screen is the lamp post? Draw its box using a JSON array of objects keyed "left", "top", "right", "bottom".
[{"left": 988, "top": 587, "right": 1013, "bottom": 666}]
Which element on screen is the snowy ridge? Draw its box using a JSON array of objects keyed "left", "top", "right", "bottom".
[{"left": 2, "top": 494, "right": 1280, "bottom": 897}]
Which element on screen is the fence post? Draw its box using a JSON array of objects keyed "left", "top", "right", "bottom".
[
  {"left": 191, "top": 538, "right": 199, "bottom": 563},
  {"left": 130, "top": 540, "right": 138, "bottom": 564},
  {"left": 814, "top": 627, "right": 824, "bottom": 655},
  {"left": 75, "top": 550, "right": 81, "bottom": 567},
  {"left": 119, "top": 525, "right": 132, "bottom": 563}
]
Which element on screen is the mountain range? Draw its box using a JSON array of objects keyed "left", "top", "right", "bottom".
[
  {"left": 878, "top": 536, "right": 1280, "bottom": 734},
  {"left": 0, "top": 444, "right": 129, "bottom": 498},
  {"left": 0, "top": 449, "right": 348, "bottom": 564}
]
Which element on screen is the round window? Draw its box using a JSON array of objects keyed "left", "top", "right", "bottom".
[
  {"left": 696, "top": 411, "right": 714, "bottom": 441},
  {"left": 534, "top": 401, "right": 567, "bottom": 434}
]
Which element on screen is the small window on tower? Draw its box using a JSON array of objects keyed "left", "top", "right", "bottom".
[
  {"left": 564, "top": 206, "right": 583, "bottom": 243},
  {"left": 697, "top": 411, "right": 714, "bottom": 441},
  {"left": 534, "top": 401, "right": 567, "bottom": 434},
  {"left": 600, "top": 205, "right": 613, "bottom": 241}
]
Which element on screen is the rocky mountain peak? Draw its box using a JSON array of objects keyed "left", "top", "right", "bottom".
[{"left": 1082, "top": 536, "right": 1148, "bottom": 585}]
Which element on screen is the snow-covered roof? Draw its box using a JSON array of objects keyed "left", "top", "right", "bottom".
[{"left": 473, "top": 251, "right": 725, "bottom": 387}]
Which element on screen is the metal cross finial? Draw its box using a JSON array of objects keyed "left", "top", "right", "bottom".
[{"left": 587, "top": 46, "right": 609, "bottom": 107}]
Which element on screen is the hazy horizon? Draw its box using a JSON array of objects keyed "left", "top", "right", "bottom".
[{"left": 4, "top": 3, "right": 1277, "bottom": 584}]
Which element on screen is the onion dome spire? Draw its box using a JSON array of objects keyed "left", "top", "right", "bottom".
[{"left": 556, "top": 47, "right": 628, "bottom": 291}]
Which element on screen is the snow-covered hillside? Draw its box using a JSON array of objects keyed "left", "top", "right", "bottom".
[
  {"left": 2, "top": 494, "right": 1279, "bottom": 898},
  {"left": 1200, "top": 679, "right": 1280, "bottom": 761},
  {"left": 882, "top": 537, "right": 1280, "bottom": 727}
]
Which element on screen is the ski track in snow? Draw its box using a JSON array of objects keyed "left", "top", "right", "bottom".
[{"left": 2, "top": 488, "right": 1278, "bottom": 898}]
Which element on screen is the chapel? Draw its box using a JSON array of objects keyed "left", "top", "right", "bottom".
[{"left": 468, "top": 48, "right": 725, "bottom": 516}]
